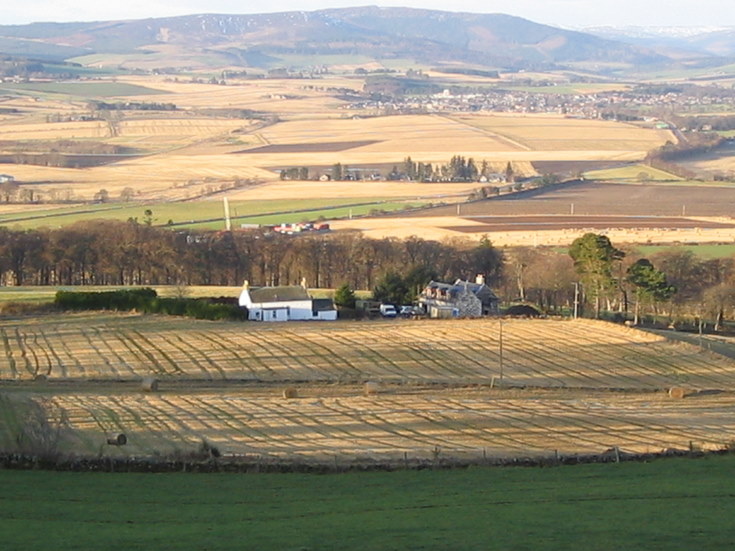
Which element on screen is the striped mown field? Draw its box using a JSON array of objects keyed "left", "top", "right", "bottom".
[
  {"left": 0, "top": 315, "right": 732, "bottom": 389},
  {"left": 3, "top": 389, "right": 734, "bottom": 460},
  {"left": 2, "top": 314, "right": 734, "bottom": 461}
]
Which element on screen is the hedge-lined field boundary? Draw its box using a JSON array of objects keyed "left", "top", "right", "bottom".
[{"left": 54, "top": 289, "right": 246, "bottom": 321}]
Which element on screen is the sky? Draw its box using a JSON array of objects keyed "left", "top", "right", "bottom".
[{"left": 3, "top": 0, "right": 734, "bottom": 29}]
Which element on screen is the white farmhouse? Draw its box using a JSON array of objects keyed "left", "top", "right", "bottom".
[{"left": 238, "top": 280, "right": 337, "bottom": 322}]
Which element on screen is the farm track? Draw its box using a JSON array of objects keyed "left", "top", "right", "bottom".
[{"left": 3, "top": 315, "right": 735, "bottom": 462}]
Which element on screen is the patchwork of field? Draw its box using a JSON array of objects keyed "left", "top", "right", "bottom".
[
  {"left": 0, "top": 75, "right": 675, "bottom": 203},
  {"left": 1, "top": 314, "right": 734, "bottom": 461}
]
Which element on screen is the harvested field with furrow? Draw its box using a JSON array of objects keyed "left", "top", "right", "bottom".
[
  {"left": 2, "top": 313, "right": 734, "bottom": 463},
  {"left": 0, "top": 315, "right": 732, "bottom": 389},
  {"left": 3, "top": 390, "right": 734, "bottom": 460}
]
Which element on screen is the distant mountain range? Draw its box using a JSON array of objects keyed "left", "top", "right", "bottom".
[
  {"left": 584, "top": 26, "right": 735, "bottom": 58},
  {"left": 0, "top": 7, "right": 731, "bottom": 73}
]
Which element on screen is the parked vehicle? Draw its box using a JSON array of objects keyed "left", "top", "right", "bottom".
[
  {"left": 379, "top": 304, "right": 398, "bottom": 317},
  {"left": 399, "top": 305, "right": 416, "bottom": 317}
]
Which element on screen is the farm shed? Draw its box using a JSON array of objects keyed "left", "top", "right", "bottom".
[
  {"left": 419, "top": 275, "right": 500, "bottom": 318},
  {"left": 238, "top": 281, "right": 337, "bottom": 322},
  {"left": 0, "top": 174, "right": 15, "bottom": 183}
]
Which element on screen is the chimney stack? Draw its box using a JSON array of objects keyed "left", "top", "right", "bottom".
[
  {"left": 243, "top": 280, "right": 250, "bottom": 290},
  {"left": 475, "top": 274, "right": 485, "bottom": 285}
]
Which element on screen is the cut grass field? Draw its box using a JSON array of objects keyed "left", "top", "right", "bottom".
[{"left": 1, "top": 455, "right": 735, "bottom": 550}]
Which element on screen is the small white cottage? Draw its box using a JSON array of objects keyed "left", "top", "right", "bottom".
[{"left": 238, "top": 280, "right": 337, "bottom": 322}]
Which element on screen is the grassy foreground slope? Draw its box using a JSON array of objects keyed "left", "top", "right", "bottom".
[{"left": 2, "top": 456, "right": 735, "bottom": 550}]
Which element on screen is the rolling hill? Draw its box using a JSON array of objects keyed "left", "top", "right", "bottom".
[{"left": 0, "top": 7, "right": 672, "bottom": 72}]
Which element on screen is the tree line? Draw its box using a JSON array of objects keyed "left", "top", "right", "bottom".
[
  {"left": 0, "top": 220, "right": 503, "bottom": 292},
  {"left": 281, "top": 157, "right": 518, "bottom": 183},
  {"left": 0, "top": 221, "right": 732, "bottom": 328}
]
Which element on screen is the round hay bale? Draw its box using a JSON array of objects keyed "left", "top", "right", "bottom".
[
  {"left": 364, "top": 381, "right": 380, "bottom": 396},
  {"left": 107, "top": 433, "right": 127, "bottom": 446},
  {"left": 141, "top": 376, "right": 159, "bottom": 392},
  {"left": 33, "top": 374, "right": 48, "bottom": 382},
  {"left": 282, "top": 387, "right": 298, "bottom": 399},
  {"left": 668, "top": 387, "right": 687, "bottom": 399}
]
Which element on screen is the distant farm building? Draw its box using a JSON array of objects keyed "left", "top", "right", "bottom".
[
  {"left": 238, "top": 280, "right": 337, "bottom": 322},
  {"left": 0, "top": 174, "right": 15, "bottom": 184},
  {"left": 419, "top": 276, "right": 500, "bottom": 318}
]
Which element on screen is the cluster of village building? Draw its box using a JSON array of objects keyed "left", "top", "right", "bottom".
[{"left": 343, "top": 87, "right": 735, "bottom": 118}]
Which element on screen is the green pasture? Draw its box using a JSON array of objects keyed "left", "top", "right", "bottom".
[
  {"left": 1, "top": 455, "right": 734, "bottom": 550},
  {"left": 184, "top": 201, "right": 428, "bottom": 230},
  {"left": 0, "top": 198, "right": 427, "bottom": 230},
  {"left": 0, "top": 81, "right": 167, "bottom": 98},
  {"left": 634, "top": 243, "right": 735, "bottom": 260}
]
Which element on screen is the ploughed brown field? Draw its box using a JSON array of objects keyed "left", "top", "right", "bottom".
[
  {"left": 2, "top": 314, "right": 735, "bottom": 463},
  {"left": 333, "top": 181, "right": 735, "bottom": 243},
  {"left": 410, "top": 181, "right": 735, "bottom": 218}
]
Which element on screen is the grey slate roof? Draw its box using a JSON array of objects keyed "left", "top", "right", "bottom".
[{"left": 248, "top": 286, "right": 310, "bottom": 303}]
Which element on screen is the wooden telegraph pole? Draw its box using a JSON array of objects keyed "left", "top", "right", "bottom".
[{"left": 499, "top": 318, "right": 504, "bottom": 382}]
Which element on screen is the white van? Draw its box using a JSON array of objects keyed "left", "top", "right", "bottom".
[{"left": 379, "top": 304, "right": 398, "bottom": 317}]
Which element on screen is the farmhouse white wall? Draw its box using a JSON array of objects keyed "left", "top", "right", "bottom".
[{"left": 239, "top": 291, "right": 337, "bottom": 322}]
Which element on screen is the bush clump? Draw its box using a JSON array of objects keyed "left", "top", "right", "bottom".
[{"left": 55, "top": 288, "right": 156, "bottom": 311}]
